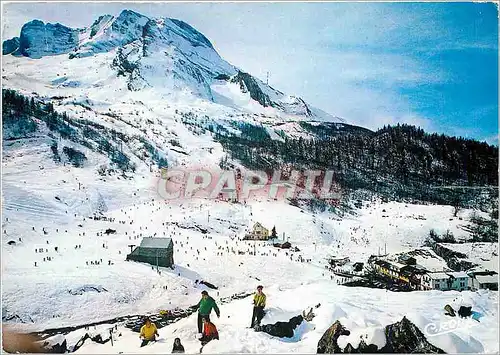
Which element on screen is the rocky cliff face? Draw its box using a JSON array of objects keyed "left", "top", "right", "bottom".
[
  {"left": 228, "top": 70, "right": 314, "bottom": 117},
  {"left": 17, "top": 20, "right": 79, "bottom": 59},
  {"left": 2, "top": 37, "right": 19, "bottom": 55},
  {"left": 432, "top": 243, "right": 477, "bottom": 271},
  {"left": 71, "top": 10, "right": 149, "bottom": 58},
  {"left": 88, "top": 14, "right": 114, "bottom": 39},
  {"left": 137, "top": 17, "right": 235, "bottom": 98},
  {"left": 230, "top": 71, "right": 274, "bottom": 107}
]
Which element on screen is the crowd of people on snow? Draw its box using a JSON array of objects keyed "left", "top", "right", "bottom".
[
  {"left": 139, "top": 286, "right": 266, "bottom": 352},
  {"left": 21, "top": 198, "right": 313, "bottom": 274}
]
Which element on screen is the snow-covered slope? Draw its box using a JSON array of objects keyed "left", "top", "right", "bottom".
[{"left": 2, "top": 8, "right": 498, "bottom": 355}]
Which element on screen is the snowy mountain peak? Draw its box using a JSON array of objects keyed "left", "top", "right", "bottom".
[
  {"left": 88, "top": 15, "right": 114, "bottom": 39},
  {"left": 3, "top": 9, "right": 342, "bottom": 122}
]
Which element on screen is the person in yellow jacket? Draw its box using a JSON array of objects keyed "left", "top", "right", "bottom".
[
  {"left": 250, "top": 285, "right": 266, "bottom": 328},
  {"left": 139, "top": 317, "right": 159, "bottom": 347}
]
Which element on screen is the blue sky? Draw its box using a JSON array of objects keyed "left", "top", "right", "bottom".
[{"left": 2, "top": 2, "right": 498, "bottom": 144}]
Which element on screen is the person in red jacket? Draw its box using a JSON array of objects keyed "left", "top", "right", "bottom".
[{"left": 200, "top": 317, "right": 219, "bottom": 346}]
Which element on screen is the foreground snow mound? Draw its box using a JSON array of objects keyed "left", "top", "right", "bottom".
[{"left": 62, "top": 282, "right": 499, "bottom": 354}]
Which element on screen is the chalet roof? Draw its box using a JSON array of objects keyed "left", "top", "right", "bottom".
[
  {"left": 389, "top": 262, "right": 406, "bottom": 270},
  {"left": 428, "top": 272, "right": 450, "bottom": 280},
  {"left": 446, "top": 271, "right": 469, "bottom": 279},
  {"left": 468, "top": 270, "right": 498, "bottom": 277},
  {"left": 139, "top": 238, "right": 172, "bottom": 249},
  {"left": 374, "top": 260, "right": 394, "bottom": 269},
  {"left": 475, "top": 275, "right": 499, "bottom": 284},
  {"left": 139, "top": 237, "right": 173, "bottom": 249},
  {"left": 128, "top": 238, "right": 173, "bottom": 259}
]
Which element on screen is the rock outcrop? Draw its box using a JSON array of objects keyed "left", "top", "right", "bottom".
[
  {"left": 18, "top": 20, "right": 79, "bottom": 58},
  {"left": 2, "top": 37, "right": 19, "bottom": 55},
  {"left": 317, "top": 320, "right": 351, "bottom": 353},
  {"left": 380, "top": 317, "right": 444, "bottom": 353},
  {"left": 317, "top": 317, "right": 445, "bottom": 354}
]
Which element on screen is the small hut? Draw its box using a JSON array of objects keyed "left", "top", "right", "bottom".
[{"left": 126, "top": 237, "right": 174, "bottom": 268}]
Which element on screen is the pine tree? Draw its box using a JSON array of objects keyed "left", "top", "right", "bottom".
[{"left": 271, "top": 226, "right": 277, "bottom": 239}]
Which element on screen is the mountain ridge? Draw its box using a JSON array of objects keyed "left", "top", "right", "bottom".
[{"left": 3, "top": 9, "right": 338, "bottom": 122}]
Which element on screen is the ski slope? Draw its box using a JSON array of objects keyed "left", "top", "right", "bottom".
[{"left": 2, "top": 9, "right": 499, "bottom": 354}]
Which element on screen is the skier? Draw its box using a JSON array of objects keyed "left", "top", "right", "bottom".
[
  {"left": 171, "top": 337, "right": 185, "bottom": 353},
  {"left": 194, "top": 291, "right": 220, "bottom": 334},
  {"left": 200, "top": 317, "right": 219, "bottom": 346},
  {"left": 139, "top": 317, "right": 159, "bottom": 347},
  {"left": 250, "top": 285, "right": 266, "bottom": 328}
]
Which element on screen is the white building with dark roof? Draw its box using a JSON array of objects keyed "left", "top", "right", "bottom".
[{"left": 424, "top": 271, "right": 470, "bottom": 291}]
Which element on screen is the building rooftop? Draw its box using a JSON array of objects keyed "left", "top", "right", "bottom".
[
  {"left": 391, "top": 262, "right": 406, "bottom": 270},
  {"left": 469, "top": 270, "right": 498, "bottom": 276},
  {"left": 475, "top": 275, "right": 499, "bottom": 284},
  {"left": 139, "top": 237, "right": 173, "bottom": 249},
  {"left": 428, "top": 272, "right": 450, "bottom": 280},
  {"left": 447, "top": 271, "right": 469, "bottom": 279}
]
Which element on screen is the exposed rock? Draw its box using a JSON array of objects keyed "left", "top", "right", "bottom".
[
  {"left": 41, "top": 338, "right": 67, "bottom": 353},
  {"left": 431, "top": 243, "right": 477, "bottom": 271},
  {"left": 214, "top": 73, "right": 231, "bottom": 81},
  {"left": 357, "top": 339, "right": 379, "bottom": 353},
  {"left": 317, "top": 320, "right": 351, "bottom": 353},
  {"left": 89, "top": 14, "right": 114, "bottom": 39},
  {"left": 230, "top": 71, "right": 273, "bottom": 107},
  {"left": 71, "top": 10, "right": 149, "bottom": 58},
  {"left": 18, "top": 20, "right": 79, "bottom": 58},
  {"left": 68, "top": 285, "right": 108, "bottom": 295},
  {"left": 380, "top": 317, "right": 444, "bottom": 353},
  {"left": 3, "top": 37, "right": 20, "bottom": 55},
  {"left": 317, "top": 317, "right": 444, "bottom": 354}
]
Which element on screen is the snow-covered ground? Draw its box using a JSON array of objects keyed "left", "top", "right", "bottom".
[
  {"left": 2, "top": 10, "right": 499, "bottom": 353},
  {"left": 66, "top": 284, "right": 499, "bottom": 354},
  {"left": 2, "top": 135, "right": 498, "bottom": 354}
]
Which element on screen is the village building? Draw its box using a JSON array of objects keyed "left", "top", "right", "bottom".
[
  {"left": 368, "top": 253, "right": 486, "bottom": 292},
  {"left": 126, "top": 237, "right": 174, "bottom": 268},
  {"left": 398, "top": 254, "right": 417, "bottom": 265},
  {"left": 244, "top": 222, "right": 270, "bottom": 241},
  {"left": 273, "top": 241, "right": 291, "bottom": 249},
  {"left": 423, "top": 271, "right": 469, "bottom": 291},
  {"left": 468, "top": 270, "right": 498, "bottom": 291},
  {"left": 372, "top": 259, "right": 406, "bottom": 280},
  {"left": 401, "top": 264, "right": 428, "bottom": 290}
]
